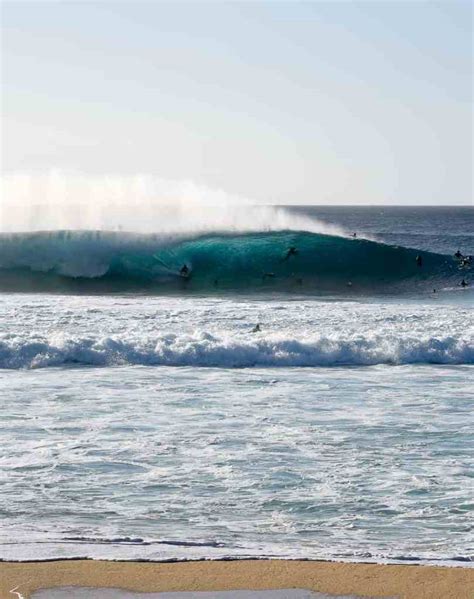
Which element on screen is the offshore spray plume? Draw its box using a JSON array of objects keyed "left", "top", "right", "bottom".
[{"left": 0, "top": 171, "right": 346, "bottom": 236}]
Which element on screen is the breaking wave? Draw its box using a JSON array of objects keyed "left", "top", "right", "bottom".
[
  {"left": 1, "top": 330, "right": 472, "bottom": 369},
  {"left": 0, "top": 229, "right": 466, "bottom": 293}
]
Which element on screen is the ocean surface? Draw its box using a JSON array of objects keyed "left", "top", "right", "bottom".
[{"left": 0, "top": 206, "right": 473, "bottom": 565}]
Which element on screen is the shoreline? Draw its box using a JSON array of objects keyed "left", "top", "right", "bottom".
[
  {"left": 1, "top": 555, "right": 473, "bottom": 567},
  {"left": 1, "top": 558, "right": 473, "bottom": 599}
]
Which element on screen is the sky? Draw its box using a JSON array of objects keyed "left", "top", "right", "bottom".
[{"left": 1, "top": 0, "right": 472, "bottom": 206}]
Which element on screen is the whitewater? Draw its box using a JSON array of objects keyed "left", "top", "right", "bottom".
[
  {"left": 0, "top": 295, "right": 473, "bottom": 369},
  {"left": 0, "top": 195, "right": 473, "bottom": 566}
]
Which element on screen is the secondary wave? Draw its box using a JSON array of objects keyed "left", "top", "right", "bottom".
[
  {"left": 0, "top": 229, "right": 468, "bottom": 293},
  {"left": 1, "top": 330, "right": 473, "bottom": 369}
]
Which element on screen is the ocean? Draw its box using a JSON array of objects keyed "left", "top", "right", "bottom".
[{"left": 0, "top": 206, "right": 472, "bottom": 566}]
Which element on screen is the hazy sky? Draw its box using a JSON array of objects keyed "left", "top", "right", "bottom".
[{"left": 1, "top": 0, "right": 472, "bottom": 205}]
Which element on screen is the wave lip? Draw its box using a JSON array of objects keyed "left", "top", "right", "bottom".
[{"left": 1, "top": 331, "right": 472, "bottom": 369}]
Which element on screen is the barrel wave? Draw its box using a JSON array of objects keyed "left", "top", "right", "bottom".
[{"left": 0, "top": 230, "right": 466, "bottom": 293}]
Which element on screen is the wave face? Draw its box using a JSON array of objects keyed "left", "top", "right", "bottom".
[{"left": 0, "top": 230, "right": 465, "bottom": 293}]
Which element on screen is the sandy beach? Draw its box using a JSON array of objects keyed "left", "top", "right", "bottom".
[{"left": 1, "top": 559, "right": 473, "bottom": 599}]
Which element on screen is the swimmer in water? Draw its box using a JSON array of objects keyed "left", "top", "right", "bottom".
[
  {"left": 179, "top": 264, "right": 190, "bottom": 277},
  {"left": 415, "top": 255, "right": 423, "bottom": 268},
  {"left": 282, "top": 246, "right": 298, "bottom": 262},
  {"left": 252, "top": 324, "right": 261, "bottom": 333}
]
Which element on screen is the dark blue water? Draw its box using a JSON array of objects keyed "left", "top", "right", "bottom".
[{"left": 288, "top": 206, "right": 474, "bottom": 256}]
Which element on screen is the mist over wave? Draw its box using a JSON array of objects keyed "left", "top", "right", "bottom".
[{"left": 0, "top": 171, "right": 344, "bottom": 236}]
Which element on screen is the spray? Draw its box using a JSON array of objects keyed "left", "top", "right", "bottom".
[{"left": 0, "top": 171, "right": 346, "bottom": 236}]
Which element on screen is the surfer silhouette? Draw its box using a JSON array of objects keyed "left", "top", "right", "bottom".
[
  {"left": 460, "top": 279, "right": 468, "bottom": 288},
  {"left": 415, "top": 255, "right": 423, "bottom": 268},
  {"left": 252, "top": 324, "right": 261, "bottom": 333},
  {"left": 352, "top": 232, "right": 357, "bottom": 238},
  {"left": 282, "top": 247, "right": 298, "bottom": 262},
  {"left": 179, "top": 264, "right": 190, "bottom": 278},
  {"left": 454, "top": 250, "right": 463, "bottom": 259}
]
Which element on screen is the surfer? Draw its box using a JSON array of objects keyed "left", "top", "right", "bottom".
[
  {"left": 262, "top": 272, "right": 276, "bottom": 280},
  {"left": 460, "top": 279, "right": 468, "bottom": 288},
  {"left": 415, "top": 255, "right": 423, "bottom": 268},
  {"left": 252, "top": 324, "right": 262, "bottom": 333},
  {"left": 352, "top": 232, "right": 357, "bottom": 238},
  {"left": 179, "top": 264, "right": 190, "bottom": 278},
  {"left": 454, "top": 250, "right": 463, "bottom": 259},
  {"left": 282, "top": 246, "right": 298, "bottom": 262}
]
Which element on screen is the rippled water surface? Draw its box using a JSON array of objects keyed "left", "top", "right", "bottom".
[{"left": 1, "top": 293, "right": 473, "bottom": 563}]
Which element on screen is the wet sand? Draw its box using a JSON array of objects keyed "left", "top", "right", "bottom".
[
  {"left": 31, "top": 590, "right": 379, "bottom": 599},
  {"left": 1, "top": 559, "right": 473, "bottom": 599}
]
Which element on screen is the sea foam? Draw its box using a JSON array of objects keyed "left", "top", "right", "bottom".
[{"left": 1, "top": 330, "right": 472, "bottom": 369}]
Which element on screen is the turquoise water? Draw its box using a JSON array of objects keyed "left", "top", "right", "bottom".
[{"left": 0, "top": 229, "right": 467, "bottom": 293}]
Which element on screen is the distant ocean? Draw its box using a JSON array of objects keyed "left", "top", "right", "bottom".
[{"left": 1, "top": 206, "right": 472, "bottom": 565}]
